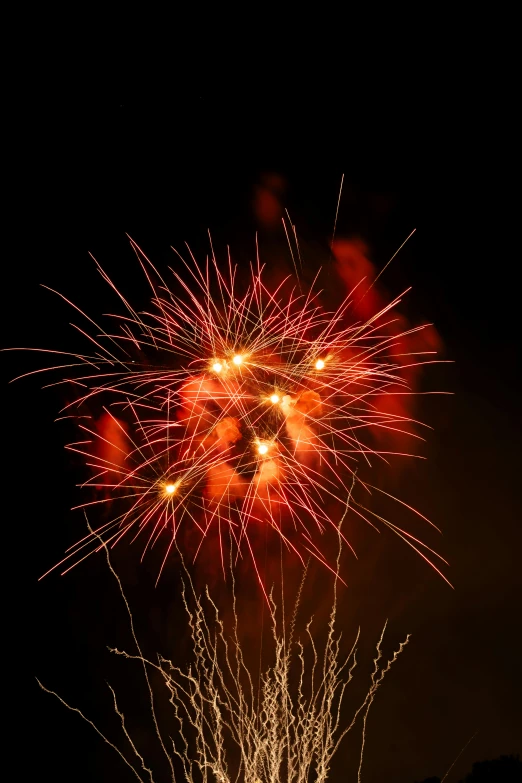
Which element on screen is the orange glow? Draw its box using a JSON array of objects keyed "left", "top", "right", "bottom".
[{"left": 36, "top": 232, "right": 450, "bottom": 592}]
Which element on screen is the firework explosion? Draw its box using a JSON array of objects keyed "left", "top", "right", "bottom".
[{"left": 17, "top": 235, "right": 449, "bottom": 589}]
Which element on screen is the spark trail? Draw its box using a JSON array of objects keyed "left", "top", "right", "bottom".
[
  {"left": 39, "top": 539, "right": 411, "bottom": 783},
  {"left": 13, "top": 235, "right": 449, "bottom": 588}
]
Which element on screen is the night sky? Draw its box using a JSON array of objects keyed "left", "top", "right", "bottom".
[{"left": 6, "top": 83, "right": 521, "bottom": 782}]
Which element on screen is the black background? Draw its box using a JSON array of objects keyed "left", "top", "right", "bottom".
[{"left": 5, "top": 59, "right": 521, "bottom": 783}]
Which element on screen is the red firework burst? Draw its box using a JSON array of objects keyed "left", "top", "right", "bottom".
[{"left": 14, "top": 235, "right": 450, "bottom": 590}]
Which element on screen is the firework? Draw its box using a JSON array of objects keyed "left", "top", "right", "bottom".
[
  {"left": 38, "top": 542, "right": 410, "bottom": 783},
  {"left": 14, "top": 235, "right": 449, "bottom": 587}
]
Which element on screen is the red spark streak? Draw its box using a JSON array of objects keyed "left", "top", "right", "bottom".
[{"left": 20, "top": 237, "right": 450, "bottom": 589}]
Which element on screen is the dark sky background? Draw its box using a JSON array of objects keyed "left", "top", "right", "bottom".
[{"left": 5, "top": 76, "right": 520, "bottom": 783}]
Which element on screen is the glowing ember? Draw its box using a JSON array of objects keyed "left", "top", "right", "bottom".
[{"left": 24, "top": 234, "right": 450, "bottom": 590}]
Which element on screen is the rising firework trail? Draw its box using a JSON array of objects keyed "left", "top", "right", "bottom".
[
  {"left": 11, "top": 234, "right": 450, "bottom": 590},
  {"left": 38, "top": 532, "right": 411, "bottom": 783}
]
